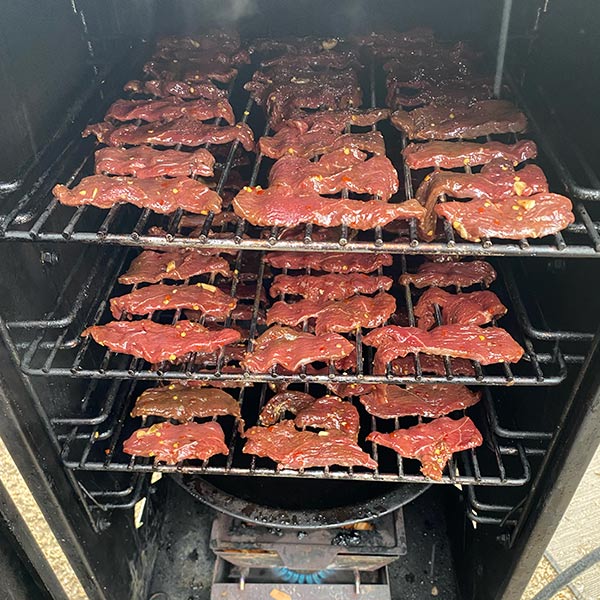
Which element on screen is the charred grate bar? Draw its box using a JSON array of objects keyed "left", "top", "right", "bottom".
[
  {"left": 7, "top": 248, "right": 570, "bottom": 386},
  {"left": 54, "top": 378, "right": 534, "bottom": 487},
  {"left": 0, "top": 53, "right": 598, "bottom": 257}
]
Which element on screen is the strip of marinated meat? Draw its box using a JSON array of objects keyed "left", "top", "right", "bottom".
[
  {"left": 124, "top": 79, "right": 227, "bottom": 100},
  {"left": 266, "top": 292, "right": 396, "bottom": 335},
  {"left": 243, "top": 326, "right": 354, "bottom": 373},
  {"left": 272, "top": 108, "right": 391, "bottom": 133},
  {"left": 82, "top": 320, "right": 241, "bottom": 363},
  {"left": 157, "top": 32, "right": 241, "bottom": 54},
  {"left": 326, "top": 382, "right": 377, "bottom": 397},
  {"left": 363, "top": 324, "right": 524, "bottom": 370},
  {"left": 391, "top": 100, "right": 527, "bottom": 140},
  {"left": 415, "top": 159, "right": 548, "bottom": 240},
  {"left": 259, "top": 127, "right": 385, "bottom": 160},
  {"left": 269, "top": 152, "right": 399, "bottom": 200},
  {"left": 403, "top": 140, "right": 538, "bottom": 170},
  {"left": 110, "top": 283, "right": 236, "bottom": 319},
  {"left": 399, "top": 260, "right": 496, "bottom": 289},
  {"left": 414, "top": 288, "right": 507, "bottom": 330},
  {"left": 367, "top": 416, "right": 482, "bottom": 480},
  {"left": 123, "top": 421, "right": 228, "bottom": 463},
  {"left": 131, "top": 384, "right": 242, "bottom": 426},
  {"left": 95, "top": 147, "right": 215, "bottom": 178},
  {"left": 118, "top": 249, "right": 231, "bottom": 285},
  {"left": 261, "top": 51, "right": 360, "bottom": 71},
  {"left": 265, "top": 252, "right": 393, "bottom": 273},
  {"left": 269, "top": 273, "right": 393, "bottom": 301},
  {"left": 97, "top": 118, "right": 254, "bottom": 151},
  {"left": 233, "top": 184, "right": 424, "bottom": 230},
  {"left": 105, "top": 97, "right": 235, "bottom": 125},
  {"left": 295, "top": 395, "right": 360, "bottom": 440},
  {"left": 435, "top": 193, "right": 575, "bottom": 241},
  {"left": 52, "top": 175, "right": 221, "bottom": 215},
  {"left": 359, "top": 384, "right": 480, "bottom": 419},
  {"left": 389, "top": 355, "right": 476, "bottom": 376},
  {"left": 259, "top": 391, "right": 316, "bottom": 426},
  {"left": 243, "top": 420, "right": 377, "bottom": 470},
  {"left": 142, "top": 59, "right": 238, "bottom": 84}
]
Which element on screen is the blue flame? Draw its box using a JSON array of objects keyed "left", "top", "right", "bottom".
[{"left": 274, "top": 567, "right": 333, "bottom": 584}]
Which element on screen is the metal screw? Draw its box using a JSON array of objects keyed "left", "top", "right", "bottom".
[{"left": 40, "top": 251, "right": 59, "bottom": 265}]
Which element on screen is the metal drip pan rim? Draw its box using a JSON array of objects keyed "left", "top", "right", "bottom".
[{"left": 172, "top": 473, "right": 430, "bottom": 529}]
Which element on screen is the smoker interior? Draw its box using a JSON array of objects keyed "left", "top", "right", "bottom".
[{"left": 1, "top": 1, "right": 600, "bottom": 599}]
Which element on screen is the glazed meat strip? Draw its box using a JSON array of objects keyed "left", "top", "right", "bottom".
[
  {"left": 403, "top": 140, "right": 538, "bottom": 170},
  {"left": 391, "top": 100, "right": 527, "bottom": 140},
  {"left": 52, "top": 175, "right": 221, "bottom": 215},
  {"left": 123, "top": 421, "right": 228, "bottom": 464},
  {"left": 104, "top": 97, "right": 235, "bottom": 125},
  {"left": 363, "top": 324, "right": 524, "bottom": 371},
  {"left": 95, "top": 147, "right": 215, "bottom": 179},
  {"left": 232, "top": 184, "right": 424, "bottom": 230},
  {"left": 142, "top": 59, "right": 238, "bottom": 84},
  {"left": 118, "top": 249, "right": 231, "bottom": 285},
  {"left": 265, "top": 252, "right": 393, "bottom": 273},
  {"left": 243, "top": 420, "right": 377, "bottom": 470},
  {"left": 295, "top": 395, "right": 360, "bottom": 441},
  {"left": 110, "top": 283, "right": 236, "bottom": 319},
  {"left": 272, "top": 108, "right": 391, "bottom": 133},
  {"left": 435, "top": 193, "right": 575, "bottom": 241},
  {"left": 269, "top": 273, "right": 393, "bottom": 301},
  {"left": 399, "top": 260, "right": 496, "bottom": 289},
  {"left": 259, "top": 391, "right": 316, "bottom": 426},
  {"left": 90, "top": 118, "right": 254, "bottom": 151},
  {"left": 367, "top": 416, "right": 482, "bottom": 480},
  {"left": 131, "top": 384, "right": 242, "bottom": 427},
  {"left": 259, "top": 126, "right": 385, "bottom": 160},
  {"left": 414, "top": 288, "right": 507, "bottom": 330},
  {"left": 82, "top": 320, "right": 241, "bottom": 363},
  {"left": 261, "top": 51, "right": 360, "bottom": 71},
  {"left": 414, "top": 159, "right": 548, "bottom": 241},
  {"left": 243, "top": 326, "right": 354, "bottom": 373},
  {"left": 266, "top": 292, "right": 396, "bottom": 335},
  {"left": 389, "top": 355, "right": 476, "bottom": 377},
  {"left": 269, "top": 151, "right": 399, "bottom": 200},
  {"left": 359, "top": 384, "right": 480, "bottom": 419},
  {"left": 124, "top": 79, "right": 227, "bottom": 100}
]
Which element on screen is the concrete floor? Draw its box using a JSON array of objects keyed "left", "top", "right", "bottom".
[{"left": 523, "top": 445, "right": 600, "bottom": 599}]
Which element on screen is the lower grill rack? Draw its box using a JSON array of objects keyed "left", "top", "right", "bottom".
[
  {"left": 7, "top": 248, "right": 571, "bottom": 386},
  {"left": 55, "top": 379, "right": 533, "bottom": 487}
]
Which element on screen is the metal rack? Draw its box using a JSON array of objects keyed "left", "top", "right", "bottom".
[
  {"left": 5, "top": 248, "right": 571, "bottom": 386},
  {"left": 54, "top": 377, "right": 533, "bottom": 486},
  {"left": 0, "top": 56, "right": 598, "bottom": 257}
]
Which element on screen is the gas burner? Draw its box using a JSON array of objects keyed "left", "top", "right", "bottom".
[{"left": 209, "top": 510, "right": 405, "bottom": 599}]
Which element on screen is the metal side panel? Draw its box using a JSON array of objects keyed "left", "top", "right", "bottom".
[{"left": 0, "top": 326, "right": 155, "bottom": 600}]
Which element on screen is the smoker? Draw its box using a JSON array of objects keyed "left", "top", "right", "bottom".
[{"left": 0, "top": 1, "right": 599, "bottom": 599}]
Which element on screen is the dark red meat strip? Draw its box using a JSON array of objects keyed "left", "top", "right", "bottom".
[
  {"left": 233, "top": 184, "right": 424, "bottom": 230},
  {"left": 363, "top": 324, "right": 524, "bottom": 370},
  {"left": 265, "top": 252, "right": 393, "bottom": 273},
  {"left": 52, "top": 175, "right": 221, "bottom": 215},
  {"left": 105, "top": 97, "right": 235, "bottom": 124},
  {"left": 259, "top": 391, "right": 316, "bottom": 426},
  {"left": 266, "top": 292, "right": 396, "bottom": 335},
  {"left": 367, "top": 416, "right": 483, "bottom": 480},
  {"left": 295, "top": 395, "right": 360, "bottom": 440},
  {"left": 403, "top": 140, "right": 538, "bottom": 170},
  {"left": 82, "top": 320, "right": 241, "bottom": 363},
  {"left": 414, "top": 288, "right": 507, "bottom": 330},
  {"left": 243, "top": 420, "right": 377, "bottom": 470},
  {"left": 435, "top": 193, "right": 575, "bottom": 241},
  {"left": 243, "top": 325, "right": 354, "bottom": 373},
  {"left": 359, "top": 384, "right": 480, "bottom": 419},
  {"left": 389, "top": 355, "right": 476, "bottom": 377},
  {"left": 391, "top": 100, "right": 527, "bottom": 140},
  {"left": 110, "top": 283, "right": 236, "bottom": 319},
  {"left": 123, "top": 421, "right": 228, "bottom": 463},
  {"left": 124, "top": 79, "right": 227, "bottom": 100},
  {"left": 131, "top": 384, "right": 242, "bottom": 426},
  {"left": 272, "top": 108, "right": 390, "bottom": 133},
  {"left": 95, "top": 147, "right": 215, "bottom": 178},
  {"left": 118, "top": 249, "right": 231, "bottom": 285},
  {"left": 269, "top": 273, "right": 393, "bottom": 301},
  {"left": 399, "top": 260, "right": 496, "bottom": 289}
]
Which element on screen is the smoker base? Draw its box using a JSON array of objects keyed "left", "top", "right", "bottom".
[{"left": 147, "top": 480, "right": 458, "bottom": 600}]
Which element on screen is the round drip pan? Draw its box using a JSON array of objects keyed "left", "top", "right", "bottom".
[{"left": 172, "top": 474, "right": 430, "bottom": 529}]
